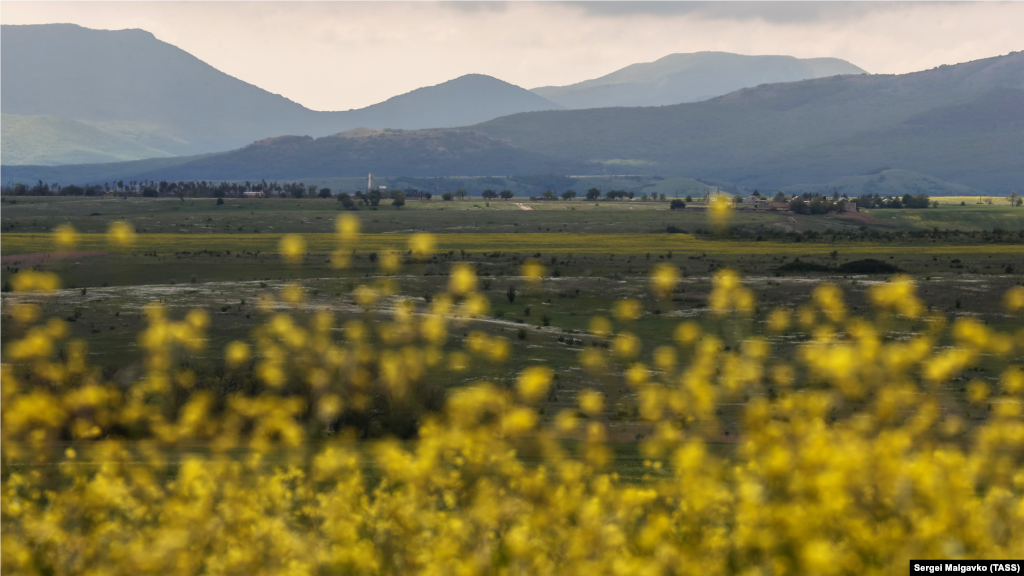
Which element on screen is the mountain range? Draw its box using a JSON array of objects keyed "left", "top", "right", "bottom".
[
  {"left": 474, "top": 51, "right": 1024, "bottom": 192},
  {"left": 0, "top": 24, "right": 561, "bottom": 165},
  {"left": 2, "top": 23, "right": 1021, "bottom": 195},
  {"left": 531, "top": 52, "right": 865, "bottom": 109},
  {"left": 2, "top": 24, "right": 868, "bottom": 166}
]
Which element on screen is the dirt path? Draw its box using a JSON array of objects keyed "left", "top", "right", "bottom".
[{"left": 515, "top": 203, "right": 534, "bottom": 211}]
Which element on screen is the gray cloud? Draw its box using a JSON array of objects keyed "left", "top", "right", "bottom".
[{"left": 440, "top": 0, "right": 983, "bottom": 21}]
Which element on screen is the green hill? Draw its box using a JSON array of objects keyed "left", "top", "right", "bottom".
[{"left": 0, "top": 114, "right": 176, "bottom": 165}]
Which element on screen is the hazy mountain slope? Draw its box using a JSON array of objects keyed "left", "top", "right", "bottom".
[
  {"left": 1, "top": 114, "right": 177, "bottom": 165},
  {"left": 1, "top": 24, "right": 316, "bottom": 156},
  {"left": 479, "top": 51, "right": 1024, "bottom": 192},
  {"left": 343, "top": 75, "right": 561, "bottom": 129},
  {"left": 0, "top": 24, "right": 560, "bottom": 164},
  {"left": 531, "top": 52, "right": 866, "bottom": 109},
  {"left": 1, "top": 130, "right": 582, "bottom": 183},
  {"left": 785, "top": 169, "right": 981, "bottom": 197}
]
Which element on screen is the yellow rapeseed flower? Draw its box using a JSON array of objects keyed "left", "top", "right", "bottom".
[
  {"left": 650, "top": 264, "right": 680, "bottom": 298},
  {"left": 449, "top": 263, "right": 477, "bottom": 295},
  {"left": 225, "top": 341, "right": 250, "bottom": 368},
  {"left": 335, "top": 213, "right": 361, "bottom": 242},
  {"left": 54, "top": 224, "right": 78, "bottom": 250},
  {"left": 106, "top": 221, "right": 135, "bottom": 248},
  {"left": 517, "top": 366, "right": 553, "bottom": 402},
  {"left": 409, "top": 233, "right": 436, "bottom": 257},
  {"left": 279, "top": 234, "right": 306, "bottom": 264}
]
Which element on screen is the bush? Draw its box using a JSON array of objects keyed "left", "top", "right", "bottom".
[
  {"left": 836, "top": 258, "right": 902, "bottom": 274},
  {"left": 774, "top": 258, "right": 832, "bottom": 274},
  {"left": 670, "top": 199, "right": 686, "bottom": 210}
]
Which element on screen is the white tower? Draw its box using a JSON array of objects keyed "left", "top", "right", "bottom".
[{"left": 367, "top": 173, "right": 375, "bottom": 193}]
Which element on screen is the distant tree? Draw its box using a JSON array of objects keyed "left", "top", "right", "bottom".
[
  {"left": 338, "top": 193, "right": 356, "bottom": 210},
  {"left": 1009, "top": 191, "right": 1020, "bottom": 207},
  {"left": 542, "top": 190, "right": 556, "bottom": 201},
  {"left": 392, "top": 191, "right": 406, "bottom": 209},
  {"left": 627, "top": 192, "right": 635, "bottom": 200},
  {"left": 500, "top": 190, "right": 514, "bottom": 200},
  {"left": 216, "top": 198, "right": 224, "bottom": 206},
  {"left": 586, "top": 188, "right": 601, "bottom": 200},
  {"left": 142, "top": 187, "right": 159, "bottom": 198},
  {"left": 562, "top": 190, "right": 577, "bottom": 201},
  {"left": 774, "top": 192, "right": 786, "bottom": 202},
  {"left": 308, "top": 185, "right": 318, "bottom": 198},
  {"left": 318, "top": 188, "right": 332, "bottom": 198},
  {"left": 455, "top": 188, "right": 468, "bottom": 201},
  {"left": 685, "top": 195, "right": 694, "bottom": 202},
  {"left": 659, "top": 194, "right": 666, "bottom": 201},
  {"left": 789, "top": 197, "right": 809, "bottom": 215},
  {"left": 442, "top": 191, "right": 454, "bottom": 201},
  {"left": 482, "top": 189, "right": 498, "bottom": 200},
  {"left": 670, "top": 199, "right": 686, "bottom": 210},
  {"left": 985, "top": 198, "right": 993, "bottom": 206},
  {"left": 424, "top": 192, "right": 433, "bottom": 200},
  {"left": 368, "top": 190, "right": 381, "bottom": 206},
  {"left": 506, "top": 285, "right": 517, "bottom": 304}
]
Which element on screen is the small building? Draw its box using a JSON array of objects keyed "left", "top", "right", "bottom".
[{"left": 243, "top": 191, "right": 265, "bottom": 197}]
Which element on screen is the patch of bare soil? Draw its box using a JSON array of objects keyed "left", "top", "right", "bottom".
[{"left": 831, "top": 211, "right": 876, "bottom": 225}]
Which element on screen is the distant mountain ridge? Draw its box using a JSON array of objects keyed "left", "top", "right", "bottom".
[
  {"left": 477, "top": 51, "right": 1024, "bottom": 192},
  {"left": 532, "top": 52, "right": 866, "bottom": 109},
  {"left": 0, "top": 24, "right": 560, "bottom": 165}
]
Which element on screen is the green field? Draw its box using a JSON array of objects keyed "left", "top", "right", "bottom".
[{"left": 3, "top": 196, "right": 1022, "bottom": 444}]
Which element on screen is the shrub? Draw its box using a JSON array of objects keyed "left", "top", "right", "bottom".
[{"left": 836, "top": 258, "right": 902, "bottom": 274}]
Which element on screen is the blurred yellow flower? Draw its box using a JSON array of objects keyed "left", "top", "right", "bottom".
[
  {"left": 279, "top": 234, "right": 306, "bottom": 264},
  {"left": 589, "top": 316, "right": 612, "bottom": 337},
  {"left": 521, "top": 259, "right": 545, "bottom": 284},
  {"left": 225, "top": 341, "right": 251, "bottom": 368},
  {"left": 335, "top": 213, "right": 360, "bottom": 242},
  {"left": 650, "top": 264, "right": 680, "bottom": 298},
  {"left": 11, "top": 271, "right": 61, "bottom": 293},
  {"left": 409, "top": 233, "right": 436, "bottom": 257},
  {"left": 517, "top": 366, "right": 552, "bottom": 402},
  {"left": 449, "top": 263, "right": 477, "bottom": 295},
  {"left": 54, "top": 224, "right": 78, "bottom": 250},
  {"left": 106, "top": 221, "right": 135, "bottom": 248},
  {"left": 613, "top": 299, "right": 642, "bottom": 321},
  {"left": 1005, "top": 286, "right": 1024, "bottom": 312},
  {"left": 578, "top": 390, "right": 604, "bottom": 416}
]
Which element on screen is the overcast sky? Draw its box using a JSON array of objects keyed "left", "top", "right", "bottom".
[{"left": 4, "top": 1, "right": 1022, "bottom": 111}]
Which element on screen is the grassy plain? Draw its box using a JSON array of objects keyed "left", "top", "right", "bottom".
[{"left": 2, "top": 196, "right": 1023, "bottom": 450}]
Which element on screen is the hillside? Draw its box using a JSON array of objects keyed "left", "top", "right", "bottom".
[
  {"left": 341, "top": 75, "right": 561, "bottom": 130},
  {"left": 0, "top": 24, "right": 560, "bottom": 164},
  {"left": 478, "top": 51, "right": 1024, "bottom": 193},
  {"left": 784, "top": 169, "right": 981, "bottom": 197},
  {"left": 0, "top": 130, "right": 583, "bottom": 183},
  {"left": 0, "top": 114, "right": 177, "bottom": 165},
  {"left": 532, "top": 52, "right": 866, "bottom": 109}
]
